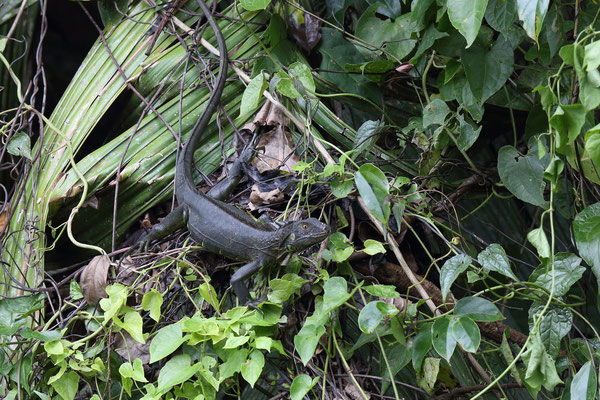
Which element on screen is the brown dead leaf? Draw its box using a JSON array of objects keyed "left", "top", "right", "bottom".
[
  {"left": 288, "top": 12, "right": 321, "bottom": 52},
  {"left": 115, "top": 256, "right": 140, "bottom": 287},
  {"left": 344, "top": 383, "right": 370, "bottom": 400},
  {"left": 0, "top": 211, "right": 6, "bottom": 232},
  {"left": 80, "top": 255, "right": 111, "bottom": 306},
  {"left": 114, "top": 331, "right": 151, "bottom": 365},
  {"left": 249, "top": 184, "right": 284, "bottom": 208}
]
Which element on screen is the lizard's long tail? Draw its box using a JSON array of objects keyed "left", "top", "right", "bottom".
[{"left": 175, "top": 0, "right": 228, "bottom": 198}]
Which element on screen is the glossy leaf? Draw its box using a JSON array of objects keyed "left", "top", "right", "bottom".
[
  {"left": 7, "top": 132, "right": 32, "bottom": 160},
  {"left": 570, "top": 361, "right": 597, "bottom": 400},
  {"left": 456, "top": 113, "right": 482, "bottom": 151},
  {"left": 477, "top": 243, "right": 517, "bottom": 280},
  {"left": 521, "top": 331, "right": 562, "bottom": 393},
  {"left": 411, "top": 323, "right": 433, "bottom": 371},
  {"left": 294, "top": 323, "right": 326, "bottom": 366},
  {"left": 355, "top": 163, "right": 390, "bottom": 227},
  {"left": 156, "top": 355, "right": 199, "bottom": 394},
  {"left": 51, "top": 371, "right": 78, "bottom": 400},
  {"left": 450, "top": 316, "right": 481, "bottom": 353},
  {"left": 362, "top": 239, "right": 386, "bottom": 255},
  {"left": 268, "top": 274, "right": 308, "bottom": 303},
  {"left": 431, "top": 317, "right": 456, "bottom": 361},
  {"left": 364, "top": 284, "right": 399, "bottom": 298},
  {"left": 240, "top": 0, "right": 271, "bottom": 11},
  {"left": 497, "top": 145, "right": 547, "bottom": 207},
  {"left": 440, "top": 254, "right": 471, "bottom": 302},
  {"left": 548, "top": 104, "right": 586, "bottom": 152},
  {"left": 416, "top": 357, "right": 439, "bottom": 395},
  {"left": 454, "top": 297, "right": 503, "bottom": 322},
  {"left": 358, "top": 301, "right": 398, "bottom": 334},
  {"left": 585, "top": 131, "right": 600, "bottom": 168},
  {"left": 290, "top": 374, "right": 319, "bottom": 400},
  {"left": 573, "top": 202, "right": 600, "bottom": 289},
  {"left": 516, "top": 0, "right": 550, "bottom": 41},
  {"left": 447, "top": 0, "right": 489, "bottom": 47},
  {"left": 240, "top": 72, "right": 266, "bottom": 116},
  {"left": 353, "top": 120, "right": 381, "bottom": 157}
]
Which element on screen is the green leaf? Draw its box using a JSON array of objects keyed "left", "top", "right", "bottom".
[
  {"left": 20, "top": 327, "right": 61, "bottom": 342},
  {"left": 381, "top": 343, "right": 410, "bottom": 393},
  {"left": 454, "top": 297, "right": 503, "bottom": 322},
  {"left": 44, "top": 339, "right": 64, "bottom": 355},
  {"left": 447, "top": 0, "right": 489, "bottom": 47},
  {"left": 358, "top": 301, "right": 398, "bottom": 334},
  {"left": 294, "top": 323, "right": 326, "bottom": 366},
  {"left": 529, "top": 253, "right": 584, "bottom": 296},
  {"left": 141, "top": 290, "right": 163, "bottom": 323},
  {"left": 521, "top": 331, "right": 562, "bottom": 393},
  {"left": 240, "top": 72, "right": 266, "bottom": 116},
  {"left": 422, "top": 99, "right": 450, "bottom": 128},
  {"left": 416, "top": 357, "right": 439, "bottom": 395},
  {"left": 268, "top": 273, "right": 308, "bottom": 303},
  {"left": 149, "top": 324, "right": 186, "bottom": 363},
  {"left": 330, "top": 177, "right": 354, "bottom": 199},
  {"left": 240, "top": 0, "right": 271, "bottom": 11},
  {"left": 353, "top": 120, "right": 381, "bottom": 157},
  {"left": 462, "top": 37, "right": 514, "bottom": 102},
  {"left": 241, "top": 350, "right": 264, "bottom": 388},
  {"left": 573, "top": 202, "right": 600, "bottom": 289},
  {"left": 322, "top": 277, "right": 352, "bottom": 311},
  {"left": 485, "top": 0, "right": 518, "bottom": 33},
  {"left": 449, "top": 316, "right": 481, "bottom": 353},
  {"left": 528, "top": 302, "right": 572, "bottom": 358},
  {"left": 412, "top": 25, "right": 448, "bottom": 61},
  {"left": 355, "top": 6, "right": 417, "bottom": 60},
  {"left": 119, "top": 358, "right": 148, "bottom": 382},
  {"left": 114, "top": 311, "right": 145, "bottom": 344},
  {"left": 411, "top": 323, "right": 433, "bottom": 371},
  {"left": 477, "top": 243, "right": 517, "bottom": 280},
  {"left": 219, "top": 348, "right": 248, "bottom": 380},
  {"left": 456, "top": 113, "right": 482, "bottom": 151},
  {"left": 364, "top": 284, "right": 399, "bottom": 298},
  {"left": 69, "top": 281, "right": 83, "bottom": 300},
  {"left": 156, "top": 354, "right": 199, "bottom": 394},
  {"left": 431, "top": 316, "right": 456, "bottom": 361},
  {"left": 362, "top": 239, "right": 386, "bottom": 255},
  {"left": 497, "top": 145, "right": 548, "bottom": 207},
  {"left": 51, "top": 371, "right": 79, "bottom": 400},
  {"left": 355, "top": 163, "right": 390, "bottom": 227},
  {"left": 440, "top": 254, "right": 471, "bottom": 302},
  {"left": 99, "top": 284, "right": 128, "bottom": 322},
  {"left": 586, "top": 128, "right": 600, "bottom": 169},
  {"left": 570, "top": 361, "right": 597, "bottom": 400},
  {"left": 276, "top": 62, "right": 316, "bottom": 99},
  {"left": 0, "top": 294, "right": 44, "bottom": 336},
  {"left": 224, "top": 335, "right": 250, "bottom": 349},
  {"left": 7, "top": 132, "right": 32, "bottom": 160},
  {"left": 549, "top": 104, "right": 586, "bottom": 152},
  {"left": 290, "top": 374, "right": 319, "bottom": 400},
  {"left": 527, "top": 226, "right": 551, "bottom": 259},
  {"left": 516, "top": 0, "right": 550, "bottom": 41}
]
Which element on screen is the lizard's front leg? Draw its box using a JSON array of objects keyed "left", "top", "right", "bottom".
[
  {"left": 136, "top": 205, "right": 188, "bottom": 251},
  {"left": 230, "top": 258, "right": 264, "bottom": 304}
]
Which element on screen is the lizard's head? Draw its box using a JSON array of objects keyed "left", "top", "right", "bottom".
[{"left": 283, "top": 218, "right": 330, "bottom": 252}]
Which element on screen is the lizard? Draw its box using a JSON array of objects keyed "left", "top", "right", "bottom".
[{"left": 134, "top": 0, "right": 330, "bottom": 305}]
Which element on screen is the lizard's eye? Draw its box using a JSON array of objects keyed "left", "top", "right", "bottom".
[{"left": 302, "top": 224, "right": 308, "bottom": 230}]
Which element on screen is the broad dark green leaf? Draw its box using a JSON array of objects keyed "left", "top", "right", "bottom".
[
  {"left": 268, "top": 274, "right": 308, "bottom": 303},
  {"left": 570, "top": 361, "right": 597, "bottom": 400},
  {"left": 411, "top": 323, "right": 432, "bottom": 371},
  {"left": 353, "top": 120, "right": 382, "bottom": 157},
  {"left": 51, "top": 371, "right": 79, "bottom": 400},
  {"left": 485, "top": 0, "right": 518, "bottom": 33},
  {"left": 529, "top": 253, "right": 584, "bottom": 296},
  {"left": 412, "top": 25, "right": 448, "bottom": 60},
  {"left": 521, "top": 332, "right": 562, "bottom": 393},
  {"left": 497, "top": 145, "right": 547, "bottom": 207},
  {"left": 431, "top": 317, "right": 456, "bottom": 361},
  {"left": 447, "top": 0, "right": 489, "bottom": 47},
  {"left": 0, "top": 294, "right": 44, "bottom": 337},
  {"left": 585, "top": 130, "right": 600, "bottom": 168},
  {"left": 381, "top": 342, "right": 410, "bottom": 393},
  {"left": 294, "top": 323, "right": 326, "bottom": 366},
  {"left": 440, "top": 254, "right": 471, "bottom": 302},
  {"left": 241, "top": 73, "right": 266, "bottom": 116},
  {"left": 573, "top": 202, "right": 600, "bottom": 289},
  {"left": 456, "top": 113, "right": 482, "bottom": 151},
  {"left": 241, "top": 350, "right": 264, "bottom": 388},
  {"left": 358, "top": 301, "right": 398, "bottom": 333},
  {"left": 477, "top": 243, "right": 517, "bottom": 280},
  {"left": 20, "top": 328, "right": 61, "bottom": 342},
  {"left": 528, "top": 302, "right": 572, "bottom": 358},
  {"left": 462, "top": 37, "right": 514, "bottom": 102},
  {"left": 355, "top": 6, "right": 417, "bottom": 60},
  {"left": 156, "top": 355, "right": 199, "bottom": 394},
  {"left": 364, "top": 284, "right": 399, "bottom": 298},
  {"left": 454, "top": 297, "right": 503, "bottom": 322},
  {"left": 450, "top": 316, "right": 481, "bottom": 353}
]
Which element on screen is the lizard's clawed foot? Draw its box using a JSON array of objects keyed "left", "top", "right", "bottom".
[
  {"left": 239, "top": 134, "right": 260, "bottom": 164},
  {"left": 245, "top": 295, "right": 267, "bottom": 316}
]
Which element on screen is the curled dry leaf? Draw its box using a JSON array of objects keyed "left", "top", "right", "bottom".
[
  {"left": 249, "top": 184, "right": 284, "bottom": 208},
  {"left": 344, "top": 383, "right": 370, "bottom": 400},
  {"left": 116, "top": 256, "right": 140, "bottom": 287},
  {"left": 80, "top": 255, "right": 111, "bottom": 306}
]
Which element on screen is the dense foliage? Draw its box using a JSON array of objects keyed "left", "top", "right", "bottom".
[{"left": 1, "top": 0, "right": 600, "bottom": 399}]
